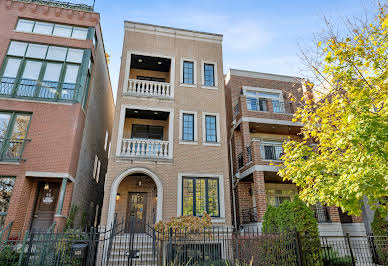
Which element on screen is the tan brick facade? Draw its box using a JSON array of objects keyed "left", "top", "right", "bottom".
[{"left": 100, "top": 22, "right": 231, "bottom": 227}]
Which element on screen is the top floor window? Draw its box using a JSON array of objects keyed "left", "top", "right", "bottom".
[
  {"left": 0, "top": 112, "right": 31, "bottom": 161},
  {"left": 16, "top": 19, "right": 89, "bottom": 40},
  {"left": 245, "top": 89, "right": 285, "bottom": 113},
  {"left": 0, "top": 41, "right": 84, "bottom": 101},
  {"left": 204, "top": 63, "right": 215, "bottom": 87},
  {"left": 183, "top": 61, "right": 194, "bottom": 84}
]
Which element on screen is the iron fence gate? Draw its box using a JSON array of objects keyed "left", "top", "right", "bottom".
[{"left": 0, "top": 219, "right": 387, "bottom": 266}]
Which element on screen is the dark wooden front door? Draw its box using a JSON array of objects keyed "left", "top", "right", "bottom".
[
  {"left": 31, "top": 182, "right": 60, "bottom": 232},
  {"left": 126, "top": 192, "right": 147, "bottom": 233}
]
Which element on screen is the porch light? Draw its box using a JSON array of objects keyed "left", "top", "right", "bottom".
[
  {"left": 158, "top": 61, "right": 162, "bottom": 65},
  {"left": 116, "top": 193, "right": 121, "bottom": 201},
  {"left": 44, "top": 183, "right": 50, "bottom": 190},
  {"left": 138, "top": 180, "right": 142, "bottom": 187},
  {"left": 138, "top": 59, "right": 142, "bottom": 62}
]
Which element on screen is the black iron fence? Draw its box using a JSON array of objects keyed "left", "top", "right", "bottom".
[{"left": 1, "top": 219, "right": 387, "bottom": 266}]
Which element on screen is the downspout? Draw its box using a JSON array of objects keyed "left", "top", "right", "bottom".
[{"left": 229, "top": 127, "right": 238, "bottom": 229}]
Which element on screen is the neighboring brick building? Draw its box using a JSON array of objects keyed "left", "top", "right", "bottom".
[
  {"left": 100, "top": 21, "right": 231, "bottom": 230},
  {"left": 0, "top": 0, "right": 114, "bottom": 232},
  {"left": 225, "top": 69, "right": 366, "bottom": 236}
]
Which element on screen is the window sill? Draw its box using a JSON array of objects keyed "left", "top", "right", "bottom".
[
  {"left": 180, "top": 83, "right": 197, "bottom": 88},
  {"left": 0, "top": 161, "right": 20, "bottom": 165},
  {"left": 247, "top": 110, "right": 270, "bottom": 113},
  {"left": 202, "top": 86, "right": 218, "bottom": 90},
  {"left": 211, "top": 217, "right": 225, "bottom": 223},
  {"left": 203, "top": 142, "right": 221, "bottom": 147},
  {"left": 179, "top": 140, "right": 198, "bottom": 145}
]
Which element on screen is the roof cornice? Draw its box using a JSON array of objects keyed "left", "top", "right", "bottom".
[
  {"left": 228, "top": 69, "right": 301, "bottom": 83},
  {"left": 124, "top": 21, "right": 223, "bottom": 44}
]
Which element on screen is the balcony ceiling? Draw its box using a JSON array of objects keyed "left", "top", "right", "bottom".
[
  {"left": 249, "top": 124, "right": 300, "bottom": 135},
  {"left": 126, "top": 109, "right": 169, "bottom": 121},
  {"left": 131, "top": 54, "right": 171, "bottom": 72}
]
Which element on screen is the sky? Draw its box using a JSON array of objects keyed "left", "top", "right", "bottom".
[{"left": 90, "top": 0, "right": 377, "bottom": 100}]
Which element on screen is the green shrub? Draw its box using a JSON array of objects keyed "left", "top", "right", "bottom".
[
  {"left": 371, "top": 208, "right": 388, "bottom": 264},
  {"left": 262, "top": 195, "right": 321, "bottom": 264},
  {"left": 321, "top": 249, "right": 353, "bottom": 266},
  {"left": 0, "top": 246, "right": 22, "bottom": 266}
]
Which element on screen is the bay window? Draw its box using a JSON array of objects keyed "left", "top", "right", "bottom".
[
  {"left": 0, "top": 41, "right": 84, "bottom": 101},
  {"left": 182, "top": 177, "right": 219, "bottom": 217}
]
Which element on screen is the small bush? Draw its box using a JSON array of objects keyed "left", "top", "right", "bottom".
[
  {"left": 154, "top": 213, "right": 212, "bottom": 234},
  {"left": 262, "top": 195, "right": 321, "bottom": 264},
  {"left": 321, "top": 249, "right": 353, "bottom": 266},
  {"left": 0, "top": 246, "right": 21, "bottom": 266}
]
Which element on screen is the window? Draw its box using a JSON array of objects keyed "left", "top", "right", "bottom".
[
  {"left": 0, "top": 177, "right": 15, "bottom": 226},
  {"left": 0, "top": 112, "right": 31, "bottom": 161},
  {"left": 183, "top": 61, "right": 194, "bottom": 84},
  {"left": 245, "top": 89, "right": 284, "bottom": 113},
  {"left": 96, "top": 161, "right": 101, "bottom": 183},
  {"left": 260, "top": 141, "right": 283, "bottom": 160},
  {"left": 182, "top": 113, "right": 194, "bottom": 141},
  {"left": 131, "top": 125, "right": 163, "bottom": 140},
  {"left": 266, "top": 189, "right": 296, "bottom": 207},
  {"left": 204, "top": 63, "right": 214, "bottom": 86},
  {"left": 1, "top": 41, "right": 84, "bottom": 101},
  {"left": 205, "top": 115, "right": 217, "bottom": 142},
  {"left": 182, "top": 177, "right": 219, "bottom": 217},
  {"left": 15, "top": 19, "right": 89, "bottom": 40}
]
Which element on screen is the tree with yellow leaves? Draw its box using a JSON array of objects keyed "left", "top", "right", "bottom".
[{"left": 279, "top": 3, "right": 388, "bottom": 216}]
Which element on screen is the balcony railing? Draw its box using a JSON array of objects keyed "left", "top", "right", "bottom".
[
  {"left": 0, "top": 77, "right": 80, "bottom": 102},
  {"left": 124, "top": 79, "right": 172, "bottom": 98},
  {"left": 241, "top": 207, "right": 258, "bottom": 224},
  {"left": 233, "top": 103, "right": 240, "bottom": 117},
  {"left": 16, "top": 0, "right": 94, "bottom": 12},
  {"left": 120, "top": 139, "right": 170, "bottom": 158},
  {"left": 313, "top": 205, "right": 331, "bottom": 223},
  {"left": 260, "top": 144, "right": 284, "bottom": 161},
  {"left": 272, "top": 102, "right": 293, "bottom": 114}
]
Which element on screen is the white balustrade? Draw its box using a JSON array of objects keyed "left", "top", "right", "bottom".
[
  {"left": 120, "top": 139, "right": 170, "bottom": 158},
  {"left": 124, "top": 79, "right": 172, "bottom": 98}
]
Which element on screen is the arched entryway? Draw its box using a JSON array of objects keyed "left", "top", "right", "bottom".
[{"left": 106, "top": 168, "right": 163, "bottom": 231}]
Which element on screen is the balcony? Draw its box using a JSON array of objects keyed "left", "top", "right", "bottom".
[
  {"left": 123, "top": 54, "right": 173, "bottom": 99},
  {"left": 117, "top": 108, "right": 172, "bottom": 159},
  {"left": 0, "top": 77, "right": 80, "bottom": 102},
  {"left": 259, "top": 142, "right": 283, "bottom": 161},
  {"left": 313, "top": 205, "right": 331, "bottom": 223}
]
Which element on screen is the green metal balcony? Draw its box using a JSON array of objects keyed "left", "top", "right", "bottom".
[{"left": 0, "top": 77, "right": 81, "bottom": 102}]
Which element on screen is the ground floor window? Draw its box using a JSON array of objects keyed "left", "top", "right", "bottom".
[
  {"left": 266, "top": 189, "right": 296, "bottom": 207},
  {"left": 182, "top": 177, "right": 219, "bottom": 217},
  {"left": 0, "top": 177, "right": 15, "bottom": 226}
]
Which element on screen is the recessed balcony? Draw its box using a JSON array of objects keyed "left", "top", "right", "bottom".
[
  {"left": 117, "top": 108, "right": 173, "bottom": 160},
  {"left": 123, "top": 54, "right": 174, "bottom": 99}
]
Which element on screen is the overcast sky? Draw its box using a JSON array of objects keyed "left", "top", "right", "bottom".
[{"left": 92, "top": 0, "right": 377, "bottom": 101}]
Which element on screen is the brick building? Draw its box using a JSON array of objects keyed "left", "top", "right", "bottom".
[
  {"left": 100, "top": 21, "right": 231, "bottom": 231},
  {"left": 0, "top": 0, "right": 114, "bottom": 232},
  {"left": 225, "top": 69, "right": 366, "bottom": 236}
]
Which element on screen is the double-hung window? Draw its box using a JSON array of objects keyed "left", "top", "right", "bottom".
[
  {"left": 1, "top": 41, "right": 84, "bottom": 101},
  {"left": 0, "top": 177, "right": 16, "bottom": 226},
  {"left": 205, "top": 115, "right": 217, "bottom": 142},
  {"left": 0, "top": 112, "right": 31, "bottom": 161},
  {"left": 204, "top": 63, "right": 215, "bottom": 86},
  {"left": 182, "top": 113, "right": 194, "bottom": 141},
  {"left": 182, "top": 177, "right": 219, "bottom": 217},
  {"left": 183, "top": 61, "right": 194, "bottom": 84}
]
